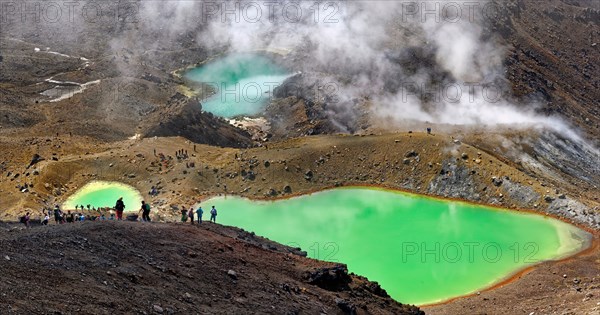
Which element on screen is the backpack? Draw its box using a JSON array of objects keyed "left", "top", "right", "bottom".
[
  {"left": 143, "top": 204, "right": 150, "bottom": 212},
  {"left": 19, "top": 216, "right": 26, "bottom": 223}
]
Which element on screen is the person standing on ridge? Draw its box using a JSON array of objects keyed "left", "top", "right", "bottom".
[
  {"left": 188, "top": 206, "right": 194, "bottom": 225},
  {"left": 181, "top": 206, "right": 188, "bottom": 222},
  {"left": 20, "top": 212, "right": 30, "bottom": 228},
  {"left": 139, "top": 201, "right": 151, "bottom": 222},
  {"left": 115, "top": 197, "right": 125, "bottom": 220},
  {"left": 53, "top": 205, "right": 62, "bottom": 224},
  {"left": 196, "top": 206, "right": 203, "bottom": 224},
  {"left": 210, "top": 206, "right": 217, "bottom": 223}
]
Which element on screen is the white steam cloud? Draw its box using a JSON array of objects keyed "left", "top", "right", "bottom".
[{"left": 132, "top": 0, "right": 595, "bottom": 148}]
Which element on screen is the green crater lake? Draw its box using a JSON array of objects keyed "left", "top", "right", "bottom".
[
  {"left": 206, "top": 187, "right": 591, "bottom": 305},
  {"left": 184, "top": 53, "right": 291, "bottom": 118},
  {"left": 63, "top": 181, "right": 142, "bottom": 211}
]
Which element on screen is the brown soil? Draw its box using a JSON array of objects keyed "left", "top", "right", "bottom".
[{"left": 0, "top": 220, "right": 423, "bottom": 315}]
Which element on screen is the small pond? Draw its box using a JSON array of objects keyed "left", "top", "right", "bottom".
[
  {"left": 184, "top": 53, "right": 291, "bottom": 118},
  {"left": 63, "top": 181, "right": 143, "bottom": 211}
]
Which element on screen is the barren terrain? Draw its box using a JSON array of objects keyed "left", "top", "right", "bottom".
[{"left": 1, "top": 0, "right": 599, "bottom": 313}]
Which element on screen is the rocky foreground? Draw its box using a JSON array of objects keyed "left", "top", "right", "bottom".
[{"left": 0, "top": 221, "right": 423, "bottom": 315}]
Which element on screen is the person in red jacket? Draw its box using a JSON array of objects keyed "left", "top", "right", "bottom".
[{"left": 114, "top": 197, "right": 125, "bottom": 220}]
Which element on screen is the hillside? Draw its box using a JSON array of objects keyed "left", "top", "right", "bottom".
[{"left": 0, "top": 221, "right": 423, "bottom": 315}]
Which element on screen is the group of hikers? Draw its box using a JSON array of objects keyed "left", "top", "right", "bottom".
[
  {"left": 112, "top": 197, "right": 217, "bottom": 224},
  {"left": 20, "top": 197, "right": 218, "bottom": 227},
  {"left": 179, "top": 205, "right": 218, "bottom": 224},
  {"left": 20, "top": 205, "right": 114, "bottom": 228}
]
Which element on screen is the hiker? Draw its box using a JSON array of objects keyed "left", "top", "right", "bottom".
[
  {"left": 427, "top": 127, "right": 432, "bottom": 135},
  {"left": 196, "top": 206, "right": 203, "bottom": 224},
  {"left": 80, "top": 214, "right": 85, "bottom": 222},
  {"left": 139, "top": 201, "right": 151, "bottom": 222},
  {"left": 67, "top": 211, "right": 74, "bottom": 223},
  {"left": 115, "top": 197, "right": 125, "bottom": 220},
  {"left": 20, "top": 212, "right": 30, "bottom": 228},
  {"left": 53, "top": 205, "right": 62, "bottom": 224},
  {"left": 188, "top": 207, "right": 195, "bottom": 225},
  {"left": 210, "top": 206, "right": 217, "bottom": 223},
  {"left": 181, "top": 206, "right": 188, "bottom": 222}
]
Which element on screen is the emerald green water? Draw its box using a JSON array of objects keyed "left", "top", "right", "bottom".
[
  {"left": 184, "top": 53, "right": 290, "bottom": 118},
  {"left": 63, "top": 181, "right": 142, "bottom": 211},
  {"left": 205, "top": 187, "right": 591, "bottom": 305}
]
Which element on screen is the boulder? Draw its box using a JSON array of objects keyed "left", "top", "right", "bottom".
[
  {"left": 227, "top": 269, "right": 238, "bottom": 280},
  {"left": 305, "top": 265, "right": 351, "bottom": 292},
  {"left": 304, "top": 170, "right": 313, "bottom": 181},
  {"left": 28, "top": 154, "right": 43, "bottom": 168},
  {"left": 405, "top": 150, "right": 418, "bottom": 158},
  {"left": 335, "top": 298, "right": 357, "bottom": 315},
  {"left": 153, "top": 305, "right": 164, "bottom": 313}
]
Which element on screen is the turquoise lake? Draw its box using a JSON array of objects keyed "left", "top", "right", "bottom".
[{"left": 184, "top": 53, "right": 291, "bottom": 118}]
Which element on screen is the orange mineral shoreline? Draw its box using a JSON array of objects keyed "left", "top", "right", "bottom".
[{"left": 420, "top": 234, "right": 599, "bottom": 307}]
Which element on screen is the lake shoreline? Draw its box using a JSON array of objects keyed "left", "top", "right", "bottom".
[
  {"left": 198, "top": 184, "right": 597, "bottom": 306},
  {"left": 200, "top": 183, "right": 599, "bottom": 235}
]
